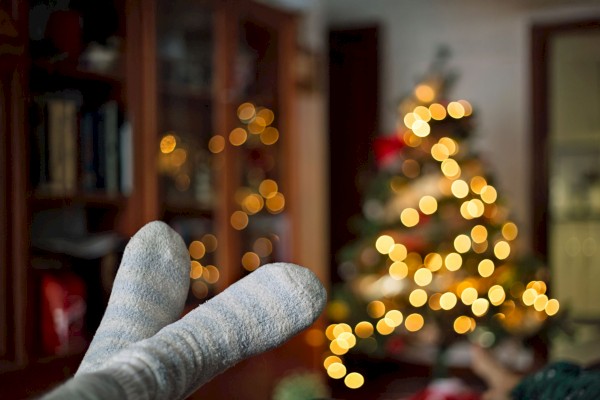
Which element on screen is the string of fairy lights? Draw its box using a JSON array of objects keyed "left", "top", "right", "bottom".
[
  {"left": 159, "top": 102, "right": 285, "bottom": 299},
  {"left": 322, "top": 83, "right": 560, "bottom": 390}
]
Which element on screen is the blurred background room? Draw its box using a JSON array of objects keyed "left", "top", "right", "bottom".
[{"left": 1, "top": 0, "right": 599, "bottom": 398}]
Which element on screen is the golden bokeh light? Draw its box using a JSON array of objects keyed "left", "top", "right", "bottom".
[
  {"left": 171, "top": 148, "right": 187, "bottom": 167},
  {"left": 401, "top": 208, "right": 420, "bottom": 227},
  {"left": 190, "top": 260, "right": 203, "bottom": 279},
  {"left": 260, "top": 127, "right": 279, "bottom": 145},
  {"left": 471, "top": 225, "right": 488, "bottom": 243},
  {"left": 192, "top": 280, "right": 208, "bottom": 299},
  {"left": 413, "top": 106, "right": 432, "bottom": 122},
  {"left": 330, "top": 339, "right": 349, "bottom": 355},
  {"left": 375, "top": 235, "right": 395, "bottom": 254},
  {"left": 230, "top": 210, "right": 249, "bottom": 230},
  {"left": 345, "top": 372, "right": 365, "bottom": 389},
  {"left": 242, "top": 252, "right": 261, "bottom": 271},
  {"left": 338, "top": 332, "right": 357, "bottom": 349},
  {"left": 470, "top": 176, "right": 487, "bottom": 194},
  {"left": 441, "top": 159, "right": 461, "bottom": 178},
  {"left": 439, "top": 137, "right": 458, "bottom": 155},
  {"left": 522, "top": 288, "right": 537, "bottom": 306},
  {"left": 243, "top": 193, "right": 265, "bottom": 215},
  {"left": 425, "top": 253, "right": 443, "bottom": 271},
  {"left": 460, "top": 201, "right": 474, "bottom": 220},
  {"left": 494, "top": 241, "right": 511, "bottom": 260},
  {"left": 472, "top": 298, "right": 490, "bottom": 317},
  {"left": 404, "top": 130, "right": 422, "bottom": 147},
  {"left": 259, "top": 179, "right": 278, "bottom": 199},
  {"left": 415, "top": 84, "right": 435, "bottom": 102},
  {"left": 389, "top": 243, "right": 408, "bottom": 261},
  {"left": 160, "top": 134, "right": 177, "bottom": 154},
  {"left": 488, "top": 285, "right": 506, "bottom": 306},
  {"left": 376, "top": 319, "right": 395, "bottom": 335},
  {"left": 403, "top": 112, "right": 417, "bottom": 129},
  {"left": 502, "top": 222, "right": 519, "bottom": 241},
  {"left": 237, "top": 102, "right": 256, "bottom": 121},
  {"left": 385, "top": 310, "right": 404, "bottom": 327},
  {"left": 534, "top": 294, "right": 549, "bottom": 312},
  {"left": 355, "top": 321, "right": 374, "bottom": 338},
  {"left": 431, "top": 143, "right": 450, "bottom": 161},
  {"left": 208, "top": 135, "right": 226, "bottom": 154},
  {"left": 325, "top": 324, "right": 337, "bottom": 341},
  {"left": 545, "top": 299, "right": 560, "bottom": 316},
  {"left": 367, "top": 300, "right": 386, "bottom": 318},
  {"left": 451, "top": 180, "right": 469, "bottom": 198},
  {"left": 412, "top": 120, "right": 431, "bottom": 137},
  {"left": 253, "top": 237, "right": 273, "bottom": 257},
  {"left": 414, "top": 268, "right": 433, "bottom": 287},
  {"left": 389, "top": 261, "right": 409, "bottom": 280},
  {"left": 467, "top": 199, "right": 485, "bottom": 218},
  {"left": 203, "top": 265, "right": 220, "bottom": 284},
  {"left": 189, "top": 240, "right": 206, "bottom": 259},
  {"left": 266, "top": 192, "right": 285, "bottom": 213},
  {"left": 324, "top": 355, "right": 342, "bottom": 369},
  {"left": 229, "top": 127, "right": 248, "bottom": 146},
  {"left": 458, "top": 100, "right": 473, "bottom": 116},
  {"left": 445, "top": 252, "right": 463, "bottom": 271},
  {"left": 202, "top": 234, "right": 218, "bottom": 253},
  {"left": 440, "top": 292, "right": 458, "bottom": 310},
  {"left": 257, "top": 108, "right": 275, "bottom": 126},
  {"left": 248, "top": 118, "right": 266, "bottom": 134},
  {"left": 305, "top": 328, "right": 325, "bottom": 347},
  {"left": 409, "top": 289, "right": 428, "bottom": 307},
  {"left": 478, "top": 259, "right": 495, "bottom": 278},
  {"left": 405, "top": 314, "right": 425, "bottom": 332},
  {"left": 327, "top": 362, "right": 347, "bottom": 379},
  {"left": 473, "top": 240, "right": 489, "bottom": 254},
  {"left": 333, "top": 323, "right": 352, "bottom": 338},
  {"left": 428, "top": 293, "right": 442, "bottom": 310},
  {"left": 447, "top": 101, "right": 465, "bottom": 118},
  {"left": 480, "top": 185, "right": 498, "bottom": 204},
  {"left": 429, "top": 103, "right": 447, "bottom": 120},
  {"left": 461, "top": 287, "right": 478, "bottom": 305},
  {"left": 419, "top": 195, "right": 438, "bottom": 215},
  {"left": 454, "top": 234, "right": 472, "bottom": 254},
  {"left": 402, "top": 159, "right": 421, "bottom": 178},
  {"left": 454, "top": 316, "right": 472, "bottom": 334}
]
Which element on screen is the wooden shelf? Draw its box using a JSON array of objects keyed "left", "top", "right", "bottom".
[
  {"left": 32, "top": 59, "right": 124, "bottom": 85},
  {"left": 29, "top": 192, "right": 127, "bottom": 209}
]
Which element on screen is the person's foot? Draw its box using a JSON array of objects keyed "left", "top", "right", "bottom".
[{"left": 471, "top": 345, "right": 522, "bottom": 397}]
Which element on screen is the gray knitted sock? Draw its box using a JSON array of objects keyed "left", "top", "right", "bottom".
[
  {"left": 44, "top": 262, "right": 326, "bottom": 400},
  {"left": 76, "top": 221, "right": 190, "bottom": 375}
]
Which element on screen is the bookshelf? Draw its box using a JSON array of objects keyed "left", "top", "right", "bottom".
[{"left": 1, "top": 0, "right": 324, "bottom": 398}]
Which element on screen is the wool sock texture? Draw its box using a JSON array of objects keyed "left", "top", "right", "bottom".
[
  {"left": 72, "top": 262, "right": 325, "bottom": 400},
  {"left": 76, "top": 221, "right": 190, "bottom": 375}
]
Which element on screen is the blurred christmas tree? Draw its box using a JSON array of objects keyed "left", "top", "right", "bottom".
[{"left": 324, "top": 49, "right": 560, "bottom": 389}]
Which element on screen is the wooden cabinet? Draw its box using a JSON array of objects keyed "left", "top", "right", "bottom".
[{"left": 1, "top": 0, "right": 324, "bottom": 398}]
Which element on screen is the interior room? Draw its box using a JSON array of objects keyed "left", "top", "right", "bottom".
[{"left": 1, "top": 0, "right": 599, "bottom": 398}]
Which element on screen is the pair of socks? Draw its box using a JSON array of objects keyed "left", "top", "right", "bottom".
[{"left": 42, "top": 221, "right": 326, "bottom": 400}]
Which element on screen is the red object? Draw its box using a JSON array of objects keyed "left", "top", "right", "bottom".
[
  {"left": 45, "top": 10, "right": 83, "bottom": 62},
  {"left": 374, "top": 134, "right": 405, "bottom": 167},
  {"left": 41, "top": 272, "right": 87, "bottom": 355},
  {"left": 409, "top": 378, "right": 481, "bottom": 400}
]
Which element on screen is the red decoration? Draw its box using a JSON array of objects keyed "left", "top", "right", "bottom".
[{"left": 374, "top": 134, "right": 405, "bottom": 167}]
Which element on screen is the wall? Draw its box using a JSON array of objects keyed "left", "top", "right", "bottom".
[{"left": 324, "top": 0, "right": 600, "bottom": 244}]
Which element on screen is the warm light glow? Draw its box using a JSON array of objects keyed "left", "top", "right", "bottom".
[
  {"left": 534, "top": 294, "right": 549, "bottom": 312},
  {"left": 445, "top": 252, "right": 463, "bottom": 271},
  {"left": 237, "top": 102, "right": 256, "bottom": 121},
  {"left": 404, "top": 131, "right": 422, "bottom": 147},
  {"left": 242, "top": 252, "right": 261, "bottom": 271},
  {"left": 458, "top": 100, "right": 473, "bottom": 116},
  {"left": 190, "top": 260, "right": 203, "bottom": 279},
  {"left": 409, "top": 289, "right": 428, "bottom": 307},
  {"left": 473, "top": 240, "right": 488, "bottom": 254},
  {"left": 367, "top": 300, "right": 386, "bottom": 318},
  {"left": 171, "top": 148, "right": 187, "bottom": 167},
  {"left": 345, "top": 372, "right": 365, "bottom": 389},
  {"left": 415, "top": 84, "right": 435, "bottom": 102},
  {"left": 260, "top": 127, "right": 279, "bottom": 145},
  {"left": 253, "top": 237, "right": 273, "bottom": 257},
  {"left": 204, "top": 265, "right": 220, "bottom": 284},
  {"left": 470, "top": 176, "right": 487, "bottom": 194},
  {"left": 259, "top": 179, "right": 278, "bottom": 199},
  {"left": 447, "top": 101, "right": 465, "bottom": 118},
  {"left": 413, "top": 106, "right": 432, "bottom": 122},
  {"left": 266, "top": 192, "right": 285, "bottom": 213},
  {"left": 403, "top": 112, "right": 417, "bottom": 129},
  {"left": 412, "top": 120, "right": 431, "bottom": 137},
  {"left": 460, "top": 202, "right": 473, "bottom": 220},
  {"left": 330, "top": 340, "right": 349, "bottom": 355},
  {"left": 439, "top": 137, "right": 458, "bottom": 155},
  {"left": 324, "top": 355, "right": 342, "bottom": 369},
  {"left": 389, "top": 243, "right": 408, "bottom": 262},
  {"left": 414, "top": 268, "right": 433, "bottom": 287},
  {"left": 441, "top": 159, "right": 461, "bottom": 178},
  {"left": 385, "top": 310, "right": 404, "bottom": 327},
  {"left": 376, "top": 318, "right": 395, "bottom": 335},
  {"left": 401, "top": 208, "right": 420, "bottom": 227},
  {"left": 494, "top": 241, "right": 511, "bottom": 260},
  {"left": 333, "top": 323, "right": 352, "bottom": 337},
  {"left": 480, "top": 185, "right": 498, "bottom": 204},
  {"left": 454, "top": 234, "right": 472, "bottom": 253},
  {"left": 192, "top": 280, "right": 208, "bottom": 299},
  {"left": 471, "top": 225, "right": 488, "bottom": 243},
  {"left": 440, "top": 292, "right": 458, "bottom": 310},
  {"left": 522, "top": 288, "right": 537, "bottom": 306},
  {"left": 461, "top": 287, "right": 478, "bottom": 305},
  {"left": 425, "top": 253, "right": 443, "bottom": 271},
  {"left": 472, "top": 298, "right": 490, "bottom": 317},
  {"left": 502, "top": 222, "right": 519, "bottom": 241},
  {"left": 419, "top": 195, "right": 438, "bottom": 215},
  {"left": 257, "top": 108, "right": 275, "bottom": 126},
  {"left": 451, "top": 180, "right": 469, "bottom": 198},
  {"left": 454, "top": 316, "right": 472, "bottom": 334},
  {"left": 429, "top": 103, "right": 447, "bottom": 120},
  {"left": 478, "top": 259, "right": 495, "bottom": 277},
  {"left": 325, "top": 324, "right": 337, "bottom": 341},
  {"left": 488, "top": 285, "right": 506, "bottom": 306},
  {"left": 327, "top": 362, "right": 347, "bottom": 379},
  {"left": 229, "top": 127, "right": 248, "bottom": 146},
  {"left": 208, "top": 135, "right": 226, "bottom": 154},
  {"left": 545, "top": 299, "right": 560, "bottom": 316},
  {"left": 402, "top": 159, "right": 421, "bottom": 178},
  {"left": 202, "top": 234, "right": 218, "bottom": 253},
  {"left": 243, "top": 194, "right": 264, "bottom": 214},
  {"left": 355, "top": 321, "right": 374, "bottom": 338},
  {"left": 189, "top": 241, "right": 206, "bottom": 259},
  {"left": 431, "top": 143, "right": 450, "bottom": 161},
  {"left": 428, "top": 293, "right": 442, "bottom": 310},
  {"left": 230, "top": 211, "right": 249, "bottom": 230},
  {"left": 305, "top": 328, "right": 325, "bottom": 347},
  {"left": 389, "top": 261, "right": 409, "bottom": 280},
  {"left": 338, "top": 332, "right": 357, "bottom": 348},
  {"left": 160, "top": 134, "right": 177, "bottom": 154},
  {"left": 248, "top": 119, "right": 266, "bottom": 134},
  {"left": 375, "top": 235, "right": 395, "bottom": 254},
  {"left": 405, "top": 314, "right": 425, "bottom": 332}
]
